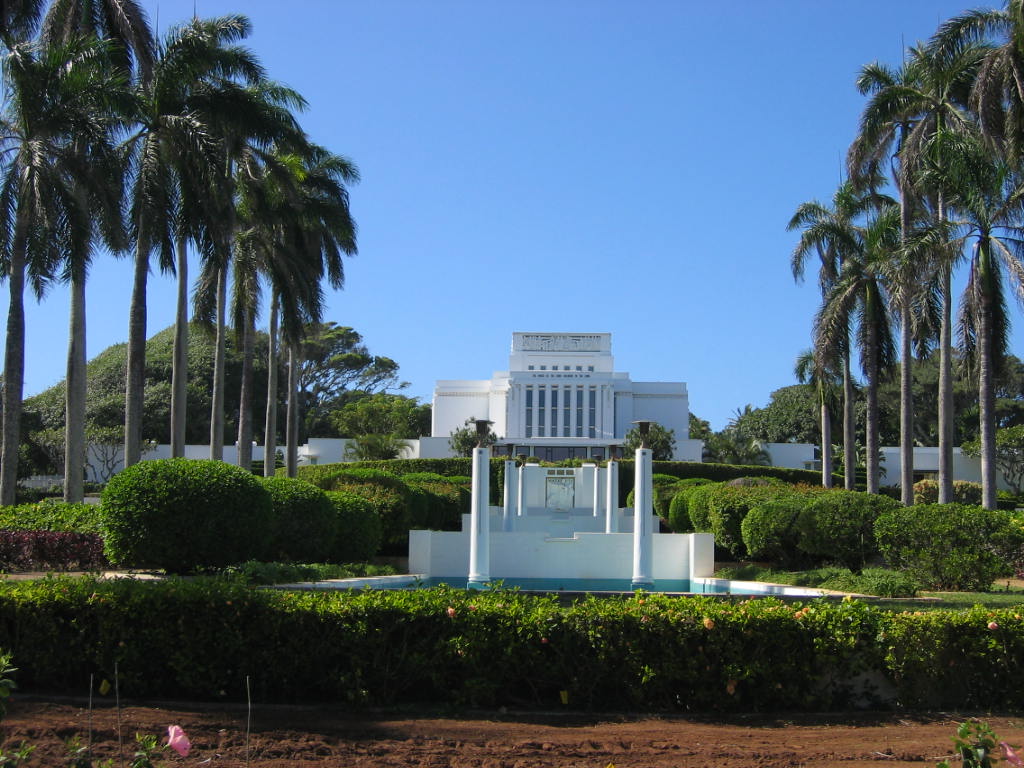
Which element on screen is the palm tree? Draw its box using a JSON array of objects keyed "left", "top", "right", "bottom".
[
  {"left": 122, "top": 14, "right": 269, "bottom": 468},
  {"left": 222, "top": 143, "right": 357, "bottom": 473},
  {"left": 795, "top": 349, "right": 840, "bottom": 487},
  {"left": 0, "top": 37, "right": 126, "bottom": 504},
  {"left": 816, "top": 204, "right": 901, "bottom": 494},
  {"left": 929, "top": 133, "right": 1024, "bottom": 509},
  {"left": 789, "top": 179, "right": 890, "bottom": 490},
  {"left": 933, "top": 0, "right": 1024, "bottom": 164},
  {"left": 852, "top": 42, "right": 986, "bottom": 504},
  {"left": 40, "top": 0, "right": 152, "bottom": 502}
]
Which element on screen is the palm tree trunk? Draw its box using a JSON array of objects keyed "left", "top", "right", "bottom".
[
  {"left": 899, "top": 304, "right": 914, "bottom": 505},
  {"left": 124, "top": 237, "right": 148, "bottom": 468},
  {"left": 209, "top": 266, "right": 227, "bottom": 460},
  {"left": 286, "top": 343, "right": 299, "bottom": 477},
  {"left": 978, "top": 247, "right": 997, "bottom": 510},
  {"left": 938, "top": 263, "right": 955, "bottom": 504},
  {"left": 236, "top": 311, "right": 254, "bottom": 469},
  {"left": 865, "top": 321, "right": 880, "bottom": 495},
  {"left": 843, "top": 350, "right": 856, "bottom": 491},
  {"left": 170, "top": 237, "right": 188, "bottom": 457},
  {"left": 263, "top": 295, "right": 279, "bottom": 477},
  {"left": 64, "top": 269, "right": 87, "bottom": 503},
  {"left": 0, "top": 235, "right": 28, "bottom": 506},
  {"left": 820, "top": 401, "right": 832, "bottom": 488}
]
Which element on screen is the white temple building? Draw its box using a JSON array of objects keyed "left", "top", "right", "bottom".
[{"left": 431, "top": 332, "right": 702, "bottom": 461}]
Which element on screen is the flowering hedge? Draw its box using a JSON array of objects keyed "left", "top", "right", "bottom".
[
  {"left": 0, "top": 531, "right": 106, "bottom": 571},
  {"left": 0, "top": 578, "right": 1021, "bottom": 712}
]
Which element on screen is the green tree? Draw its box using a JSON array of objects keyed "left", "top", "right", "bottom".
[
  {"left": 790, "top": 179, "right": 890, "bottom": 490},
  {"left": 448, "top": 417, "right": 496, "bottom": 458},
  {"left": 703, "top": 408, "right": 771, "bottom": 466},
  {"left": 795, "top": 349, "right": 841, "bottom": 487},
  {"left": 731, "top": 385, "right": 821, "bottom": 445},
  {"left": 623, "top": 422, "right": 677, "bottom": 460},
  {"left": 816, "top": 203, "right": 900, "bottom": 494},
  {"left": 0, "top": 37, "right": 127, "bottom": 504},
  {"left": 963, "top": 424, "right": 1024, "bottom": 495},
  {"left": 297, "top": 323, "right": 403, "bottom": 437},
  {"left": 933, "top": 133, "right": 1024, "bottom": 509},
  {"left": 343, "top": 433, "right": 408, "bottom": 461},
  {"left": 329, "top": 393, "right": 430, "bottom": 439},
  {"left": 40, "top": 0, "right": 154, "bottom": 502},
  {"left": 122, "top": 14, "right": 266, "bottom": 467}
]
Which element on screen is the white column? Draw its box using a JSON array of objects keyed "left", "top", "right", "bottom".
[
  {"left": 631, "top": 447, "right": 654, "bottom": 588},
  {"left": 517, "top": 461, "right": 527, "bottom": 516},
  {"left": 605, "top": 458, "right": 619, "bottom": 533},
  {"left": 592, "top": 464, "right": 602, "bottom": 518},
  {"left": 502, "top": 459, "right": 516, "bottom": 532},
  {"left": 468, "top": 446, "right": 490, "bottom": 587}
]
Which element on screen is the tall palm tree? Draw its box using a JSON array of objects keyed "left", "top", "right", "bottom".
[
  {"left": 795, "top": 349, "right": 840, "bottom": 488},
  {"left": 40, "top": 0, "right": 152, "bottom": 501},
  {"left": 929, "top": 133, "right": 1024, "bottom": 509},
  {"left": 222, "top": 143, "right": 357, "bottom": 473},
  {"left": 817, "top": 204, "right": 901, "bottom": 494},
  {"left": 0, "top": 37, "right": 126, "bottom": 504},
  {"left": 789, "top": 179, "right": 890, "bottom": 490},
  {"left": 852, "top": 42, "right": 986, "bottom": 504},
  {"left": 122, "top": 14, "right": 266, "bottom": 468}
]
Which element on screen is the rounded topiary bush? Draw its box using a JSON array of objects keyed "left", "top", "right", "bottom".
[
  {"left": 796, "top": 490, "right": 898, "bottom": 572},
  {"left": 101, "top": 458, "right": 273, "bottom": 572},
  {"left": 875, "top": 503, "right": 1024, "bottom": 590},
  {"left": 326, "top": 490, "right": 382, "bottom": 562},
  {"left": 260, "top": 477, "right": 338, "bottom": 563},
  {"left": 741, "top": 496, "right": 811, "bottom": 569}
]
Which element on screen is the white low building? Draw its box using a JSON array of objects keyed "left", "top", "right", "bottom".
[{"left": 432, "top": 332, "right": 701, "bottom": 461}]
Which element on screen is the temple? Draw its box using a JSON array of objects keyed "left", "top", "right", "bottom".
[{"left": 431, "top": 332, "right": 701, "bottom": 460}]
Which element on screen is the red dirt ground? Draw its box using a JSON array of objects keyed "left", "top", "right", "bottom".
[{"left": 2, "top": 699, "right": 1023, "bottom": 767}]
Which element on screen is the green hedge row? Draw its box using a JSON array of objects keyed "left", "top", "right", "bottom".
[{"left": 0, "top": 578, "right": 1022, "bottom": 712}]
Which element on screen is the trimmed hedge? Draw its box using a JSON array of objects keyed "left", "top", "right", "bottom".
[
  {"left": 101, "top": 459, "right": 273, "bottom": 572},
  {"left": 325, "top": 491, "right": 382, "bottom": 562},
  {"left": 0, "top": 579, "right": 1022, "bottom": 711},
  {"left": 0, "top": 502, "right": 104, "bottom": 535},
  {"left": 401, "top": 473, "right": 469, "bottom": 531},
  {"left": 796, "top": 491, "right": 898, "bottom": 572},
  {"left": 260, "top": 477, "right": 338, "bottom": 563},
  {"left": 913, "top": 479, "right": 984, "bottom": 506}
]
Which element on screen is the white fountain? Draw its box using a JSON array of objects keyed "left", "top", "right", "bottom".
[{"left": 409, "top": 420, "right": 715, "bottom": 590}]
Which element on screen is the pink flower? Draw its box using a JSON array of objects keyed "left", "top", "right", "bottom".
[
  {"left": 1002, "top": 742, "right": 1023, "bottom": 767},
  {"left": 446, "top": 606, "right": 456, "bottom": 619},
  {"left": 988, "top": 621, "right": 1000, "bottom": 631},
  {"left": 166, "top": 725, "right": 190, "bottom": 757}
]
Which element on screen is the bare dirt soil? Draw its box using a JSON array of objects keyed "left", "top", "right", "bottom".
[{"left": 2, "top": 699, "right": 1023, "bottom": 767}]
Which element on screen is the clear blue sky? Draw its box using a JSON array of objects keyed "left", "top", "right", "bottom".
[{"left": 4, "top": 0, "right": 1011, "bottom": 432}]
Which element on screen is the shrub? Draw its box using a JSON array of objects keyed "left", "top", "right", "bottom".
[
  {"left": 325, "top": 491, "right": 382, "bottom": 562},
  {"left": 741, "top": 496, "right": 811, "bottom": 569},
  {"left": 401, "top": 473, "right": 468, "bottom": 530},
  {"left": 260, "top": 477, "right": 338, "bottom": 563},
  {"left": 796, "top": 490, "right": 898, "bottom": 572},
  {"left": 687, "top": 482, "right": 800, "bottom": 559},
  {"left": 667, "top": 480, "right": 713, "bottom": 532},
  {"left": 0, "top": 501, "right": 103, "bottom": 534},
  {"left": 308, "top": 468, "right": 412, "bottom": 552},
  {"left": 625, "top": 474, "right": 681, "bottom": 522},
  {"left": 101, "top": 459, "right": 273, "bottom": 572},
  {"left": 816, "top": 568, "right": 919, "bottom": 598},
  {"left": 875, "top": 503, "right": 1024, "bottom": 590},
  {"left": 913, "top": 479, "right": 984, "bottom": 506}
]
